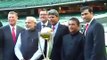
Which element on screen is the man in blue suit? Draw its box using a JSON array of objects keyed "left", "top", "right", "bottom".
[
  {"left": 0, "top": 11, "right": 24, "bottom": 60},
  {"left": 80, "top": 6, "right": 106, "bottom": 60},
  {"left": 37, "top": 9, "right": 51, "bottom": 60},
  {"left": 0, "top": 21, "right": 3, "bottom": 60},
  {"left": 37, "top": 9, "right": 51, "bottom": 31},
  {"left": 48, "top": 9, "right": 69, "bottom": 60}
]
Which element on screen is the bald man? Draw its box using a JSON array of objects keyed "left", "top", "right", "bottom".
[{"left": 14, "top": 16, "right": 45, "bottom": 60}]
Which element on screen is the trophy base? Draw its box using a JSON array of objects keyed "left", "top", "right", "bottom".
[{"left": 42, "top": 58, "right": 51, "bottom": 60}]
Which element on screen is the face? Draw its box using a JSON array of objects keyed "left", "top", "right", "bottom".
[
  {"left": 48, "top": 15, "right": 59, "bottom": 25},
  {"left": 39, "top": 11, "right": 48, "bottom": 23},
  {"left": 25, "top": 19, "right": 36, "bottom": 30},
  {"left": 81, "top": 9, "right": 93, "bottom": 23},
  {"left": 68, "top": 20, "right": 79, "bottom": 33},
  {"left": 8, "top": 14, "right": 18, "bottom": 26}
]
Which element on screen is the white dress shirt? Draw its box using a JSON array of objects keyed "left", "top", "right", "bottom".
[
  {"left": 41, "top": 21, "right": 49, "bottom": 29},
  {"left": 52, "top": 22, "right": 59, "bottom": 35},
  {"left": 14, "top": 33, "right": 45, "bottom": 60}
]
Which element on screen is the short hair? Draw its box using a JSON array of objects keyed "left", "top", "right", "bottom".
[
  {"left": 69, "top": 17, "right": 80, "bottom": 26},
  {"left": 41, "top": 8, "right": 48, "bottom": 11},
  {"left": 8, "top": 11, "right": 18, "bottom": 16},
  {"left": 48, "top": 9, "right": 59, "bottom": 17},
  {"left": 39, "top": 8, "right": 48, "bottom": 14},
  {"left": 26, "top": 16, "right": 37, "bottom": 23},
  {"left": 80, "top": 6, "right": 93, "bottom": 13}
]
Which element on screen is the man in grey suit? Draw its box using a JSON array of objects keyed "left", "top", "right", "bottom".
[
  {"left": 0, "top": 11, "right": 24, "bottom": 60},
  {"left": 80, "top": 6, "right": 106, "bottom": 60}
]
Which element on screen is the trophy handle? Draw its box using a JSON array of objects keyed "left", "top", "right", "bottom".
[
  {"left": 46, "top": 33, "right": 54, "bottom": 60},
  {"left": 38, "top": 32, "right": 46, "bottom": 59}
]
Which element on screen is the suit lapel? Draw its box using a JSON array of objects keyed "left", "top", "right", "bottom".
[
  {"left": 6, "top": 25, "right": 14, "bottom": 44},
  {"left": 37, "top": 22, "right": 42, "bottom": 30},
  {"left": 86, "top": 19, "right": 96, "bottom": 35},
  {"left": 16, "top": 26, "right": 19, "bottom": 40},
  {"left": 47, "top": 21, "right": 51, "bottom": 28},
  {"left": 8, "top": 25, "right": 13, "bottom": 40},
  {"left": 53, "top": 24, "right": 61, "bottom": 43}
]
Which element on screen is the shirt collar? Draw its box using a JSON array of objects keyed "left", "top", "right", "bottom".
[
  {"left": 41, "top": 21, "right": 48, "bottom": 26},
  {"left": 52, "top": 22, "right": 59, "bottom": 28},
  {"left": 10, "top": 25, "right": 16, "bottom": 31},
  {"left": 86, "top": 17, "right": 94, "bottom": 26}
]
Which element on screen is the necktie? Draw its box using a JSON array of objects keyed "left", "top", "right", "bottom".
[
  {"left": 85, "top": 23, "right": 89, "bottom": 32},
  {"left": 12, "top": 27, "right": 16, "bottom": 44},
  {"left": 42, "top": 25, "right": 46, "bottom": 28},
  {"left": 52, "top": 25, "right": 55, "bottom": 31}
]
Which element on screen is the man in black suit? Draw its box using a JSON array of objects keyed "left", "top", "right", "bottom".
[
  {"left": 61, "top": 17, "right": 84, "bottom": 60},
  {"left": 48, "top": 9, "right": 69, "bottom": 60},
  {"left": 80, "top": 6, "right": 106, "bottom": 60},
  {"left": 0, "top": 11, "right": 24, "bottom": 60}
]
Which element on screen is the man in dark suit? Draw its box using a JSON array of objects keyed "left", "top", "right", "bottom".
[
  {"left": 80, "top": 6, "right": 106, "bottom": 60},
  {"left": 0, "top": 11, "right": 24, "bottom": 60},
  {"left": 61, "top": 17, "right": 84, "bottom": 60},
  {"left": 37, "top": 9, "right": 51, "bottom": 31},
  {"left": 0, "top": 21, "right": 3, "bottom": 60},
  {"left": 48, "top": 9, "right": 69, "bottom": 60},
  {"left": 37, "top": 9, "right": 51, "bottom": 60},
  {"left": 0, "top": 26, "right": 3, "bottom": 60}
]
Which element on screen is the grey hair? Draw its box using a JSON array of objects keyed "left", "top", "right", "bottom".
[
  {"left": 48, "top": 9, "right": 59, "bottom": 17},
  {"left": 8, "top": 11, "right": 18, "bottom": 16},
  {"left": 26, "top": 16, "right": 37, "bottom": 23}
]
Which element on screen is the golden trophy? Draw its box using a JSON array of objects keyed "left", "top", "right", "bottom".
[{"left": 40, "top": 27, "right": 53, "bottom": 60}]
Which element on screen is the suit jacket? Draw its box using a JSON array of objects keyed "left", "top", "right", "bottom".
[
  {"left": 0, "top": 25, "right": 24, "bottom": 60},
  {"left": 50, "top": 23, "right": 69, "bottom": 60},
  {"left": 0, "top": 27, "right": 3, "bottom": 60},
  {"left": 84, "top": 19, "right": 106, "bottom": 60},
  {"left": 61, "top": 31, "right": 84, "bottom": 60}
]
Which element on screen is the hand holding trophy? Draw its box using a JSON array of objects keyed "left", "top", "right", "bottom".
[{"left": 40, "top": 27, "right": 53, "bottom": 60}]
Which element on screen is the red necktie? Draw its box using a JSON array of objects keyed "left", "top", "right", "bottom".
[
  {"left": 52, "top": 25, "right": 55, "bottom": 31},
  {"left": 12, "top": 27, "right": 16, "bottom": 44},
  {"left": 85, "top": 24, "right": 89, "bottom": 32}
]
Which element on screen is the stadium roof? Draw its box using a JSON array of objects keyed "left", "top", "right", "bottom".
[{"left": 0, "top": 0, "right": 106, "bottom": 11}]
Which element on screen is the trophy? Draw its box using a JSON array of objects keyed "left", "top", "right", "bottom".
[{"left": 40, "top": 27, "right": 53, "bottom": 60}]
